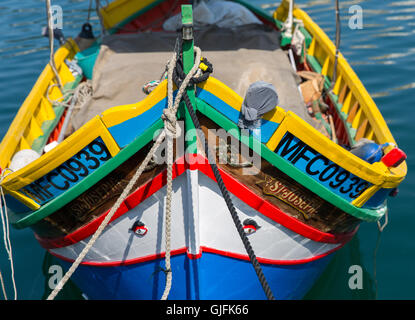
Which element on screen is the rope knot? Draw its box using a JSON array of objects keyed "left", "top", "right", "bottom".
[{"left": 162, "top": 108, "right": 180, "bottom": 138}]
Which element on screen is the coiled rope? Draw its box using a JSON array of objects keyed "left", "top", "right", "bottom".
[{"left": 46, "top": 46, "right": 202, "bottom": 301}]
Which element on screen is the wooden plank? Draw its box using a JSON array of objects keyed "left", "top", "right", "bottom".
[
  {"left": 321, "top": 56, "right": 330, "bottom": 76},
  {"left": 338, "top": 84, "right": 348, "bottom": 105},
  {"left": 355, "top": 119, "right": 369, "bottom": 141},
  {"left": 347, "top": 101, "right": 359, "bottom": 123}
]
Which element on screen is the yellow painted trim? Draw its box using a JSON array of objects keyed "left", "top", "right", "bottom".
[
  {"left": 100, "top": 0, "right": 159, "bottom": 30},
  {"left": 102, "top": 76, "right": 285, "bottom": 132},
  {"left": 279, "top": 112, "right": 403, "bottom": 187},
  {"left": 101, "top": 79, "right": 168, "bottom": 128},
  {"left": 197, "top": 77, "right": 284, "bottom": 124},
  {"left": 1, "top": 116, "right": 118, "bottom": 191},
  {"left": 198, "top": 77, "right": 244, "bottom": 111},
  {"left": 0, "top": 39, "right": 79, "bottom": 170},
  {"left": 352, "top": 185, "right": 380, "bottom": 208},
  {"left": 2, "top": 189, "right": 40, "bottom": 211},
  {"left": 98, "top": 118, "right": 121, "bottom": 157},
  {"left": 292, "top": 7, "right": 406, "bottom": 181},
  {"left": 265, "top": 118, "right": 289, "bottom": 152}
]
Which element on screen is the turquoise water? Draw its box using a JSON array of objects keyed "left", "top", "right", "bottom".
[{"left": 0, "top": 0, "right": 413, "bottom": 300}]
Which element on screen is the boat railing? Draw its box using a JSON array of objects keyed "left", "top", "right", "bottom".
[
  {"left": 0, "top": 39, "right": 79, "bottom": 171},
  {"left": 281, "top": 5, "right": 406, "bottom": 181}
]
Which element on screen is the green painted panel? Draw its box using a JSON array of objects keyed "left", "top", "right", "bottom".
[
  {"left": 10, "top": 119, "right": 164, "bottom": 229},
  {"left": 196, "top": 97, "right": 385, "bottom": 222}
]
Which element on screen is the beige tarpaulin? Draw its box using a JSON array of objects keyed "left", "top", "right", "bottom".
[{"left": 72, "top": 24, "right": 324, "bottom": 134}]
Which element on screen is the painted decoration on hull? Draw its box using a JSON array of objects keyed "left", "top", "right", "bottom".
[
  {"left": 47, "top": 172, "right": 342, "bottom": 265},
  {"left": 275, "top": 132, "right": 372, "bottom": 202},
  {"left": 19, "top": 137, "right": 112, "bottom": 205},
  {"left": 257, "top": 174, "right": 322, "bottom": 220}
]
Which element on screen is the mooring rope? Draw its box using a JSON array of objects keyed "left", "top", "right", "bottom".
[
  {"left": 178, "top": 88, "right": 276, "bottom": 301},
  {"left": 46, "top": 0, "right": 64, "bottom": 91},
  {"left": 0, "top": 270, "right": 7, "bottom": 300},
  {"left": 46, "top": 46, "right": 202, "bottom": 301},
  {"left": 0, "top": 169, "right": 17, "bottom": 300},
  {"left": 331, "top": 0, "right": 341, "bottom": 90},
  {"left": 170, "top": 47, "right": 275, "bottom": 300}
]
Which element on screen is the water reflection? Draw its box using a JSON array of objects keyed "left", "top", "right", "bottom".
[{"left": 305, "top": 235, "right": 376, "bottom": 300}]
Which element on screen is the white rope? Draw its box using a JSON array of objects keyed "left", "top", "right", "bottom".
[
  {"left": 160, "top": 47, "right": 202, "bottom": 300},
  {"left": 0, "top": 169, "right": 17, "bottom": 300},
  {"left": 46, "top": 80, "right": 92, "bottom": 110},
  {"left": 0, "top": 270, "right": 7, "bottom": 300},
  {"left": 47, "top": 46, "right": 202, "bottom": 300},
  {"left": 46, "top": 0, "right": 64, "bottom": 91},
  {"left": 57, "top": 81, "right": 93, "bottom": 143}
]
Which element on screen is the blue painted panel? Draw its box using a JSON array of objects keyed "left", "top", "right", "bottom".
[
  {"left": 275, "top": 132, "right": 372, "bottom": 202},
  {"left": 58, "top": 251, "right": 333, "bottom": 300},
  {"left": 108, "top": 88, "right": 280, "bottom": 148},
  {"left": 4, "top": 194, "right": 31, "bottom": 214},
  {"left": 108, "top": 97, "right": 168, "bottom": 148},
  {"left": 196, "top": 87, "right": 279, "bottom": 144},
  {"left": 19, "top": 137, "right": 112, "bottom": 206},
  {"left": 363, "top": 188, "right": 391, "bottom": 209}
]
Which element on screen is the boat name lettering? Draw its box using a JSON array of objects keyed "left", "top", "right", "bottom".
[
  {"left": 258, "top": 174, "right": 321, "bottom": 219},
  {"left": 275, "top": 132, "right": 370, "bottom": 201},
  {"left": 20, "top": 138, "right": 112, "bottom": 205}
]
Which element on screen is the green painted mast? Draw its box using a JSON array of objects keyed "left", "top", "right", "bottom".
[{"left": 180, "top": 4, "right": 198, "bottom": 155}]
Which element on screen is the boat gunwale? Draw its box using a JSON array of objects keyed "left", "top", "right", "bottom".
[{"left": 290, "top": 5, "right": 407, "bottom": 180}]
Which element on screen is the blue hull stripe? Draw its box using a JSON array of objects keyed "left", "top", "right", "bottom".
[{"left": 59, "top": 251, "right": 332, "bottom": 300}]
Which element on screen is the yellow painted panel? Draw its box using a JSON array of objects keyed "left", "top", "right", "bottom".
[
  {"left": 102, "top": 76, "right": 284, "bottom": 132},
  {"left": 0, "top": 39, "right": 79, "bottom": 170},
  {"left": 341, "top": 91, "right": 353, "bottom": 114},
  {"left": 100, "top": 0, "right": 158, "bottom": 30},
  {"left": 101, "top": 79, "right": 168, "bottom": 128},
  {"left": 290, "top": 7, "right": 406, "bottom": 181},
  {"left": 321, "top": 56, "right": 330, "bottom": 76},
  {"left": 308, "top": 38, "right": 316, "bottom": 56},
  {"left": 40, "top": 97, "right": 56, "bottom": 121},
  {"left": 351, "top": 107, "right": 363, "bottom": 129},
  {"left": 2, "top": 189, "right": 40, "bottom": 211},
  {"left": 283, "top": 111, "right": 403, "bottom": 186},
  {"left": 1, "top": 116, "right": 118, "bottom": 191},
  {"left": 333, "top": 74, "right": 343, "bottom": 96},
  {"left": 352, "top": 185, "right": 380, "bottom": 208}
]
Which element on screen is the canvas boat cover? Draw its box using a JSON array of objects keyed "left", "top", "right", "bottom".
[{"left": 71, "top": 24, "right": 324, "bottom": 134}]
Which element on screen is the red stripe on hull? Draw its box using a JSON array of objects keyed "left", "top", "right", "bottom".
[
  {"left": 48, "top": 243, "right": 343, "bottom": 267},
  {"left": 35, "top": 154, "right": 357, "bottom": 249}
]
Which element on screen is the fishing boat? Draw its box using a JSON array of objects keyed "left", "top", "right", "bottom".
[{"left": 0, "top": 0, "right": 407, "bottom": 300}]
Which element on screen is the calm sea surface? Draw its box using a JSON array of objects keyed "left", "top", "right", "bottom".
[{"left": 0, "top": 0, "right": 414, "bottom": 300}]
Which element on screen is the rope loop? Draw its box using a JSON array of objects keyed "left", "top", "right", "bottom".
[
  {"left": 162, "top": 108, "right": 179, "bottom": 138},
  {"left": 173, "top": 54, "right": 213, "bottom": 88}
]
